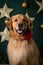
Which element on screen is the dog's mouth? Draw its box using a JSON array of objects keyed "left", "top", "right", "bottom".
[
  {"left": 13, "top": 28, "right": 24, "bottom": 34},
  {"left": 16, "top": 29, "right": 23, "bottom": 34}
]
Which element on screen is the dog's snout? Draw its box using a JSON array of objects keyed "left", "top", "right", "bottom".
[{"left": 18, "top": 23, "right": 23, "bottom": 29}]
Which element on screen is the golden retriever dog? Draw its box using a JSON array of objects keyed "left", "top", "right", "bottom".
[{"left": 5, "top": 14, "right": 42, "bottom": 65}]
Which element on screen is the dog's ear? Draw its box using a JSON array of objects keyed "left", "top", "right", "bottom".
[
  {"left": 5, "top": 18, "right": 12, "bottom": 30},
  {"left": 25, "top": 13, "right": 32, "bottom": 29}
]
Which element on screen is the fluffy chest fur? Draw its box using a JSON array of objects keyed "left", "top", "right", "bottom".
[
  {"left": 7, "top": 38, "right": 39, "bottom": 65},
  {"left": 7, "top": 39, "right": 29, "bottom": 62}
]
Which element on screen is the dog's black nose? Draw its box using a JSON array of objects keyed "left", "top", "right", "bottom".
[{"left": 18, "top": 23, "right": 23, "bottom": 29}]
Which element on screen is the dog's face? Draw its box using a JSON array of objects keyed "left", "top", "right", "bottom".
[{"left": 5, "top": 14, "right": 31, "bottom": 35}]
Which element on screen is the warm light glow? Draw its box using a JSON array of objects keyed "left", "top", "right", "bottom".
[{"left": 40, "top": 24, "right": 43, "bottom": 28}]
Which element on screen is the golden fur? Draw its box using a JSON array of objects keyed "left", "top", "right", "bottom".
[{"left": 5, "top": 14, "right": 42, "bottom": 65}]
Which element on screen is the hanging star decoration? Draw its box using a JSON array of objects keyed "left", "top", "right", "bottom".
[
  {"left": 26, "top": 13, "right": 35, "bottom": 22},
  {"left": 35, "top": 0, "right": 43, "bottom": 14},
  {"left": 26, "top": 13, "right": 35, "bottom": 28},
  {"left": 0, "top": 27, "right": 10, "bottom": 42},
  {"left": 0, "top": 3, "right": 13, "bottom": 18}
]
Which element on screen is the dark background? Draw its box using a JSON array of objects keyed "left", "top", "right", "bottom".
[{"left": 0, "top": 0, "right": 43, "bottom": 64}]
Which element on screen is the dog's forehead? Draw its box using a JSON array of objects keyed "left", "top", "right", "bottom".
[{"left": 11, "top": 14, "right": 26, "bottom": 19}]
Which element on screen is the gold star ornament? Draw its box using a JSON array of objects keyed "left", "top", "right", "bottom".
[
  {"left": 0, "top": 3, "right": 13, "bottom": 18},
  {"left": 25, "top": 13, "right": 35, "bottom": 28},
  {"left": 35, "top": 0, "right": 43, "bottom": 13},
  {"left": 0, "top": 27, "right": 10, "bottom": 42},
  {"left": 25, "top": 13, "right": 35, "bottom": 22}
]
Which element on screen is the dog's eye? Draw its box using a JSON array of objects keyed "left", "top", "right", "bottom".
[
  {"left": 15, "top": 19, "right": 18, "bottom": 22},
  {"left": 23, "top": 19, "right": 26, "bottom": 21}
]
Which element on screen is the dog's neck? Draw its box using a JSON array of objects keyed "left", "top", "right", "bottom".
[{"left": 10, "top": 30, "right": 32, "bottom": 41}]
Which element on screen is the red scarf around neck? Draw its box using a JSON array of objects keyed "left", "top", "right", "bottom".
[{"left": 25, "top": 31, "right": 32, "bottom": 40}]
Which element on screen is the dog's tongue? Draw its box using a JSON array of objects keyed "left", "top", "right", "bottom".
[{"left": 18, "top": 30, "right": 23, "bottom": 34}]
